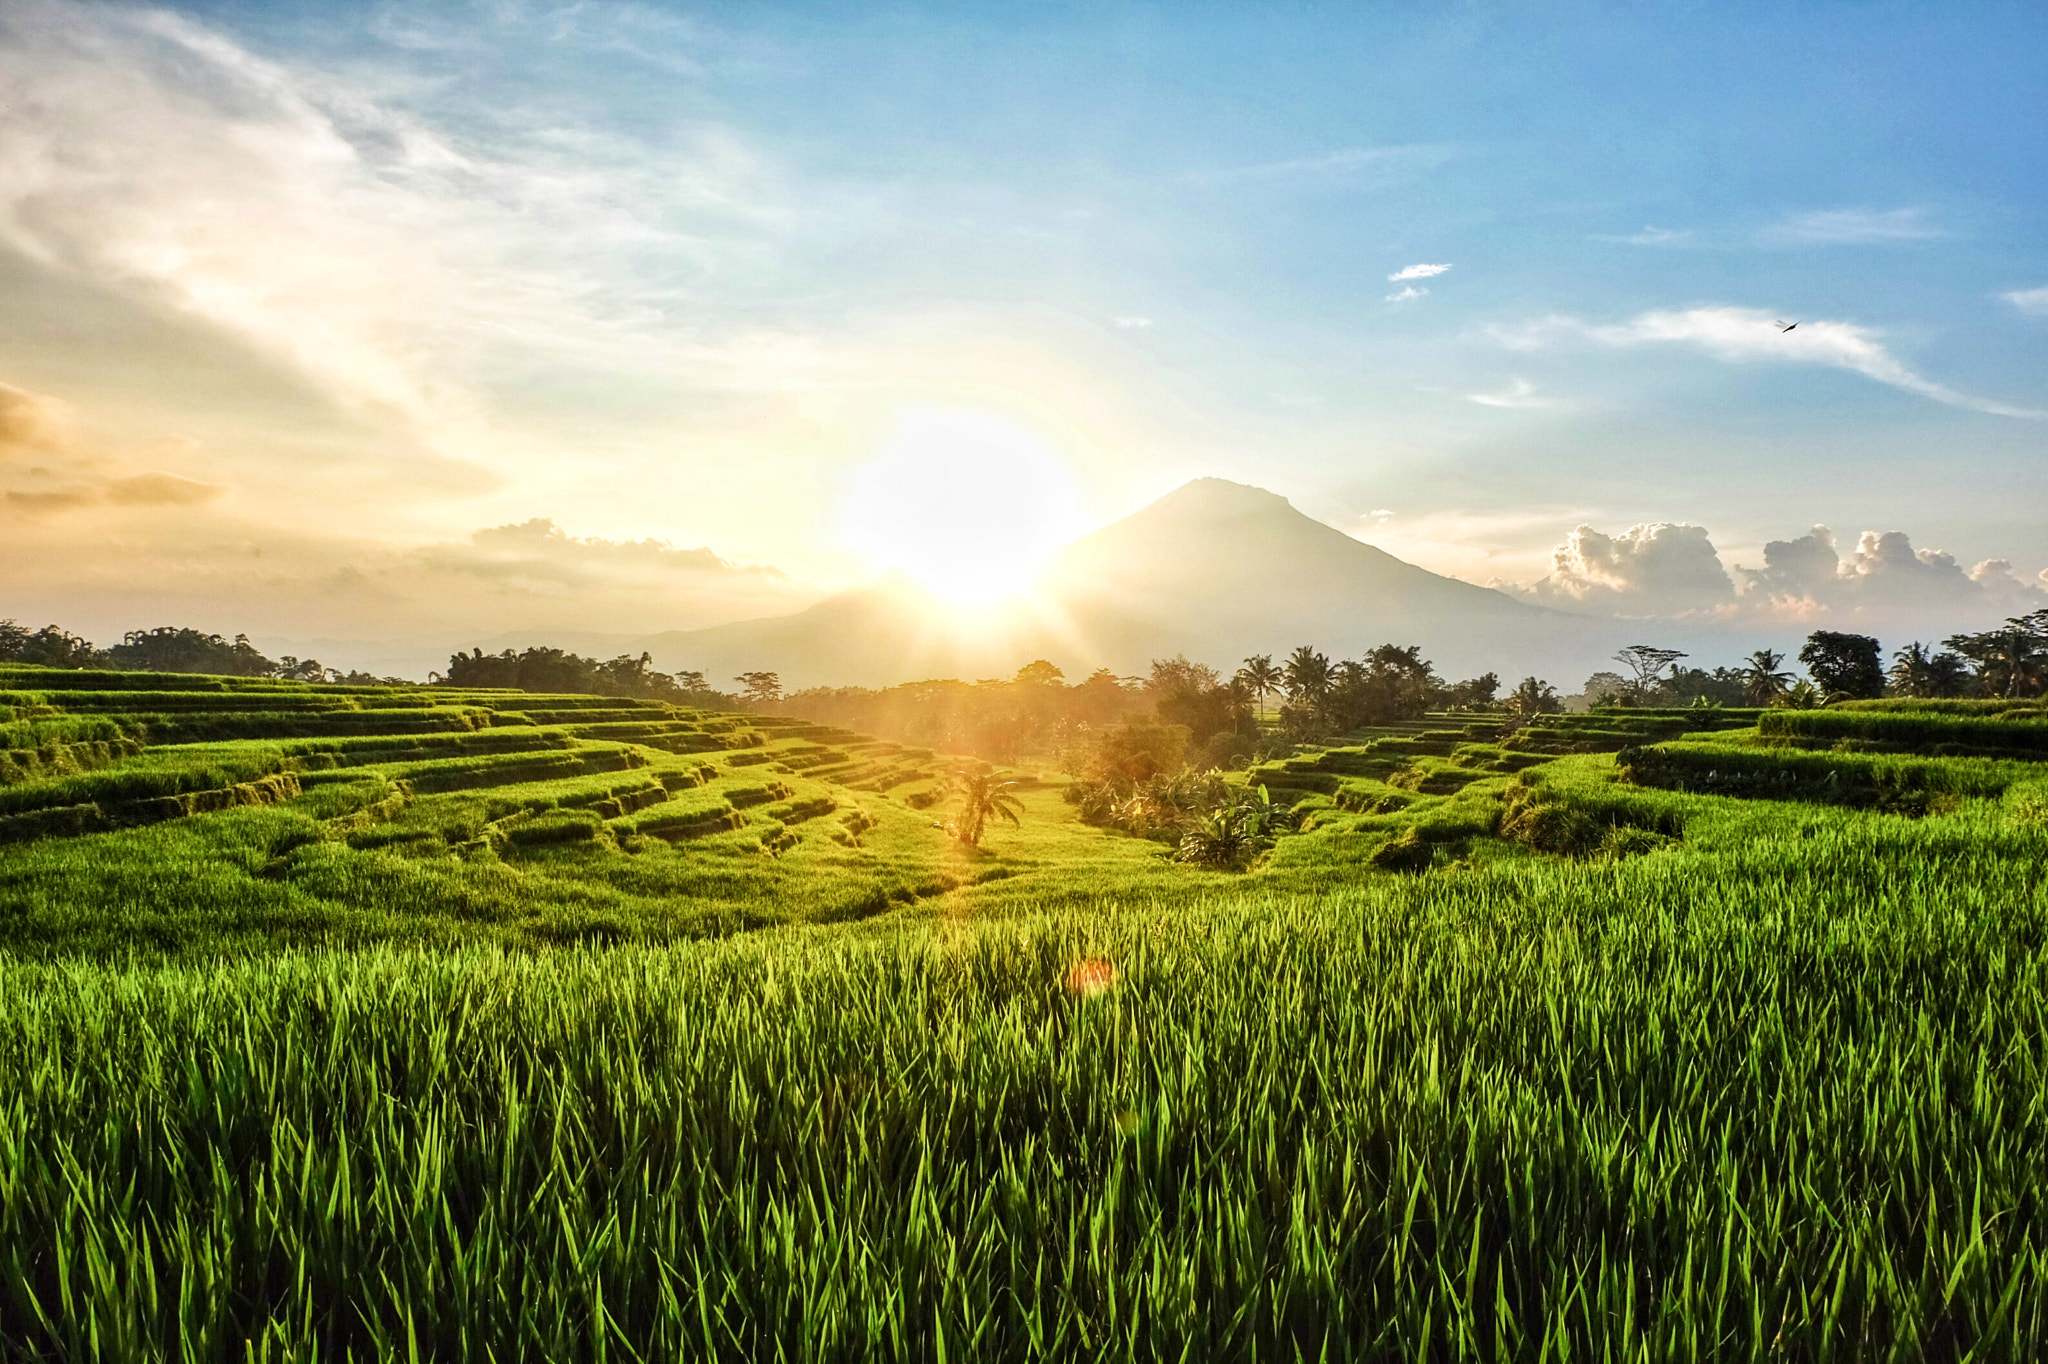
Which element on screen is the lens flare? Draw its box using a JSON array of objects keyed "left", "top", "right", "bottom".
[{"left": 841, "top": 409, "right": 1085, "bottom": 608}]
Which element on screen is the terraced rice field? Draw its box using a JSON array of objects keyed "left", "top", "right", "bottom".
[{"left": 3, "top": 669, "right": 2047, "bottom": 1358}]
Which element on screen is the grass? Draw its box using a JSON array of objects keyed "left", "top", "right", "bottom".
[{"left": 3, "top": 670, "right": 2048, "bottom": 1357}]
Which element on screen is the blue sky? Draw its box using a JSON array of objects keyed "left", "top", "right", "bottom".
[{"left": 1, "top": 0, "right": 2044, "bottom": 655}]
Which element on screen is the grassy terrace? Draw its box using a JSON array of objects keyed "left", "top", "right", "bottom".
[{"left": 2, "top": 671, "right": 2047, "bottom": 1357}]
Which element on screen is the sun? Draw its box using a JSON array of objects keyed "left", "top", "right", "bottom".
[{"left": 841, "top": 409, "right": 1086, "bottom": 609}]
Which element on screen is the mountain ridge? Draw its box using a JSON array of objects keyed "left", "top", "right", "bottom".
[{"left": 613, "top": 478, "right": 1591, "bottom": 688}]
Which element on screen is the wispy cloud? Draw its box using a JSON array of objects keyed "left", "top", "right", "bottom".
[
  {"left": 1112, "top": 316, "right": 1154, "bottom": 329},
  {"left": 1466, "top": 377, "right": 1550, "bottom": 409},
  {"left": 1494, "top": 306, "right": 2042, "bottom": 418},
  {"left": 1183, "top": 143, "right": 1457, "bottom": 186},
  {"left": 1757, "top": 207, "right": 1945, "bottom": 247},
  {"left": 1388, "top": 263, "right": 1451, "bottom": 282},
  {"left": 2002, "top": 287, "right": 2048, "bottom": 318},
  {"left": 1591, "top": 225, "right": 1691, "bottom": 247},
  {"left": 1385, "top": 285, "right": 1429, "bottom": 304},
  {"left": 0, "top": 0, "right": 799, "bottom": 471}
]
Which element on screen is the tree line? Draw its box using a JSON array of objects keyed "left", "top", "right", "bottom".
[
  {"left": 1581, "top": 613, "right": 2048, "bottom": 709},
  {"left": 9, "top": 607, "right": 2043, "bottom": 717},
  {"left": 0, "top": 622, "right": 402, "bottom": 684}
]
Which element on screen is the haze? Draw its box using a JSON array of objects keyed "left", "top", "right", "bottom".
[{"left": 3, "top": 0, "right": 2045, "bottom": 680}]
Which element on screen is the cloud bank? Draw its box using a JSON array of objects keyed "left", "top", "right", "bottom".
[{"left": 1520, "top": 517, "right": 2048, "bottom": 631}]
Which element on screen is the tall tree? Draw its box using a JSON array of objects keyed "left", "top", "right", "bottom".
[
  {"left": 1505, "top": 676, "right": 1560, "bottom": 717},
  {"left": 107, "top": 627, "right": 276, "bottom": 677},
  {"left": 0, "top": 621, "right": 107, "bottom": 669},
  {"left": 1799, "top": 631, "right": 1884, "bottom": 700},
  {"left": 1888, "top": 642, "right": 1971, "bottom": 698},
  {"left": 1612, "top": 646, "right": 1687, "bottom": 702},
  {"left": 941, "top": 767, "right": 1024, "bottom": 847},
  {"left": 734, "top": 671, "right": 784, "bottom": 706},
  {"left": 1234, "top": 654, "right": 1281, "bottom": 722},
  {"left": 1946, "top": 610, "right": 2048, "bottom": 698},
  {"left": 1282, "top": 646, "right": 1333, "bottom": 709},
  {"left": 1734, "top": 649, "right": 1794, "bottom": 705}
]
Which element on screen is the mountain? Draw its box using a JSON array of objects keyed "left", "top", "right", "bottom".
[{"left": 632, "top": 478, "right": 1601, "bottom": 689}]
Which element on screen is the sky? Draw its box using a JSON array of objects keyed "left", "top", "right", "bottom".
[{"left": 2, "top": 0, "right": 2045, "bottom": 669}]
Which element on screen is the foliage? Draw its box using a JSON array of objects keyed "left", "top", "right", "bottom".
[
  {"left": 1888, "top": 641, "right": 1973, "bottom": 698},
  {"left": 1774, "top": 679, "right": 1823, "bottom": 710},
  {"left": 1146, "top": 654, "right": 1251, "bottom": 749},
  {"left": 1946, "top": 610, "right": 2048, "bottom": 699},
  {"left": 1170, "top": 783, "right": 1299, "bottom": 870},
  {"left": 1504, "top": 675, "right": 1561, "bottom": 719},
  {"left": 0, "top": 620, "right": 106, "bottom": 669},
  {"left": 1573, "top": 670, "right": 1630, "bottom": 709},
  {"left": 1282, "top": 645, "right": 1333, "bottom": 708},
  {"left": 1080, "top": 719, "right": 1192, "bottom": 787},
  {"left": 105, "top": 626, "right": 277, "bottom": 677},
  {"left": 939, "top": 765, "right": 1024, "bottom": 846},
  {"left": 783, "top": 663, "right": 1145, "bottom": 765},
  {"left": 441, "top": 646, "right": 720, "bottom": 703},
  {"left": 1440, "top": 670, "right": 1499, "bottom": 709},
  {"left": 1611, "top": 645, "right": 1688, "bottom": 700},
  {"left": 1797, "top": 630, "right": 1884, "bottom": 700},
  {"left": 1735, "top": 649, "right": 1795, "bottom": 704},
  {"left": 734, "top": 670, "right": 784, "bottom": 705},
  {"left": 1233, "top": 654, "right": 1282, "bottom": 720}
]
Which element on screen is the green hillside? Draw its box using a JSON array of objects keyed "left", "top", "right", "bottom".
[{"left": 3, "top": 668, "right": 2047, "bottom": 1356}]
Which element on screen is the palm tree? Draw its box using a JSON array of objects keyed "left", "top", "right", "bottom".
[
  {"left": 1235, "top": 654, "right": 1282, "bottom": 723},
  {"left": 1282, "top": 646, "right": 1333, "bottom": 711},
  {"left": 1734, "top": 649, "right": 1794, "bottom": 705},
  {"left": 1504, "top": 676, "right": 1560, "bottom": 718},
  {"left": 1947, "top": 612, "right": 2048, "bottom": 698},
  {"left": 942, "top": 766, "right": 1024, "bottom": 847}
]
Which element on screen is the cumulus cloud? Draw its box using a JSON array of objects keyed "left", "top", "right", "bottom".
[
  {"left": 1757, "top": 207, "right": 1945, "bottom": 247},
  {"left": 1388, "top": 263, "right": 1451, "bottom": 282},
  {"left": 1385, "top": 285, "right": 1428, "bottom": 304},
  {"left": 1516, "top": 516, "right": 2048, "bottom": 630},
  {"left": 1738, "top": 527, "right": 2048, "bottom": 616},
  {"left": 1526, "top": 523, "right": 1734, "bottom": 615},
  {"left": 2004, "top": 287, "right": 2048, "bottom": 317},
  {"left": 1499, "top": 306, "right": 2044, "bottom": 418}
]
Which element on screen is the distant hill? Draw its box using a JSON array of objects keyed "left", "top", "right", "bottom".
[{"left": 629, "top": 479, "right": 1599, "bottom": 688}]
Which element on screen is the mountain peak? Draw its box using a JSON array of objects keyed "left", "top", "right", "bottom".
[{"left": 1143, "top": 477, "right": 1299, "bottom": 521}]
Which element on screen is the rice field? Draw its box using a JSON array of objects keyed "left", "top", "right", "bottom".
[{"left": 2, "top": 665, "right": 2047, "bottom": 1359}]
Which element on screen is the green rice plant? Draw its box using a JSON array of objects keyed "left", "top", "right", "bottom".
[
  {"left": 0, "top": 748, "right": 293, "bottom": 819},
  {"left": 1620, "top": 739, "right": 2007, "bottom": 812},
  {"left": 1759, "top": 707, "right": 2048, "bottom": 758},
  {"left": 763, "top": 793, "right": 838, "bottom": 824},
  {"left": 1366, "top": 824, "right": 1434, "bottom": 870},
  {"left": 726, "top": 781, "right": 796, "bottom": 808}
]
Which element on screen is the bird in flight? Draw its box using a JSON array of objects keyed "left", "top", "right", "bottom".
[{"left": 1774, "top": 320, "right": 1798, "bottom": 333}]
